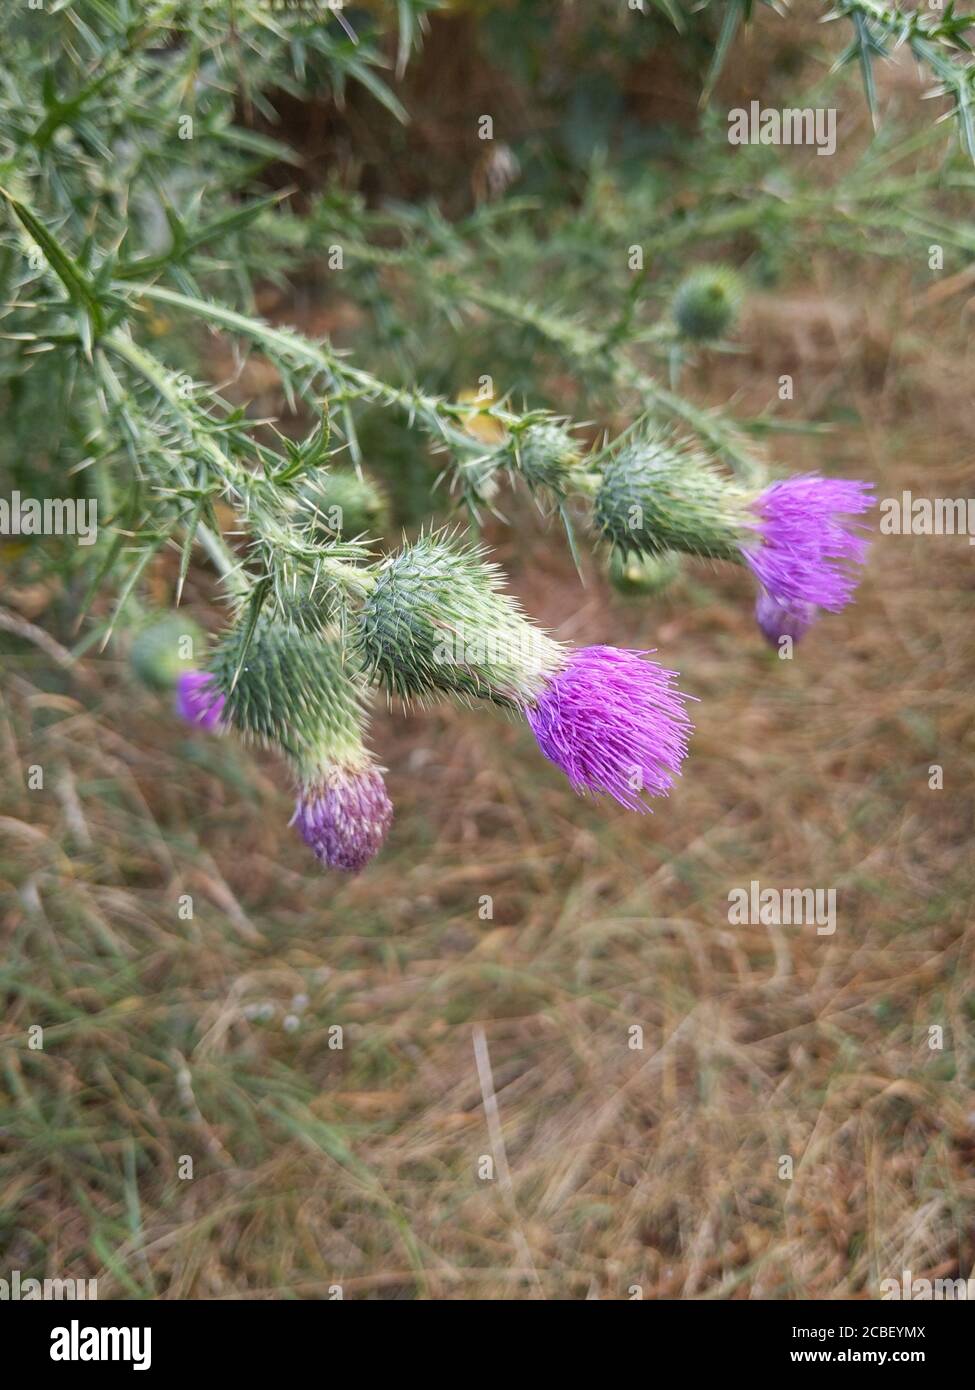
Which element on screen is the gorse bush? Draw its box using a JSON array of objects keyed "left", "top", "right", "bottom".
[{"left": 2, "top": 1, "right": 973, "bottom": 870}]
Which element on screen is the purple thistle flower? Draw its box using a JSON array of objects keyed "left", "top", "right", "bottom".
[
  {"left": 755, "top": 590, "right": 817, "bottom": 647},
  {"left": 525, "top": 645, "right": 693, "bottom": 812},
  {"left": 175, "top": 670, "right": 226, "bottom": 731},
  {"left": 742, "top": 474, "right": 874, "bottom": 612},
  {"left": 292, "top": 768, "right": 393, "bottom": 873}
]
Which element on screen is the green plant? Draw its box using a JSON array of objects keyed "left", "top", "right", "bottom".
[{"left": 1, "top": 1, "right": 971, "bottom": 867}]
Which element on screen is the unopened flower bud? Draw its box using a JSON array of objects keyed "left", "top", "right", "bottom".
[
  {"left": 671, "top": 265, "right": 743, "bottom": 341},
  {"left": 355, "top": 533, "right": 563, "bottom": 705},
  {"left": 608, "top": 549, "right": 682, "bottom": 596},
  {"left": 295, "top": 469, "right": 389, "bottom": 539},
  {"left": 210, "top": 618, "right": 392, "bottom": 871},
  {"left": 132, "top": 614, "right": 206, "bottom": 692},
  {"left": 511, "top": 422, "right": 583, "bottom": 497}
]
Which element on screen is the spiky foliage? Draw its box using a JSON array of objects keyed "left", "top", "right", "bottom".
[
  {"left": 594, "top": 434, "right": 751, "bottom": 562},
  {"left": 0, "top": 0, "right": 958, "bottom": 855},
  {"left": 701, "top": 1, "right": 975, "bottom": 160},
  {"left": 671, "top": 265, "right": 743, "bottom": 341},
  {"left": 355, "top": 533, "right": 564, "bottom": 707}
]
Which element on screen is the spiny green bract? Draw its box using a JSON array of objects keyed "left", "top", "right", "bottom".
[
  {"left": 209, "top": 616, "right": 371, "bottom": 779},
  {"left": 130, "top": 614, "right": 207, "bottom": 691},
  {"left": 608, "top": 549, "right": 682, "bottom": 596},
  {"left": 671, "top": 265, "right": 743, "bottom": 341},
  {"left": 594, "top": 434, "right": 750, "bottom": 562},
  {"left": 294, "top": 469, "right": 390, "bottom": 539},
  {"left": 354, "top": 533, "right": 563, "bottom": 707},
  {"left": 512, "top": 422, "right": 583, "bottom": 496}
]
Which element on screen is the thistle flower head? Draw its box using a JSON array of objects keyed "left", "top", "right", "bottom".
[
  {"left": 743, "top": 474, "right": 874, "bottom": 612},
  {"left": 210, "top": 617, "right": 392, "bottom": 870},
  {"left": 175, "top": 670, "right": 226, "bottom": 731},
  {"left": 594, "top": 433, "right": 748, "bottom": 562},
  {"left": 671, "top": 265, "right": 743, "bottom": 341},
  {"left": 292, "top": 767, "right": 393, "bottom": 873},
  {"left": 755, "top": 591, "right": 817, "bottom": 646},
  {"left": 355, "top": 532, "right": 563, "bottom": 706},
  {"left": 525, "top": 645, "right": 693, "bottom": 811}
]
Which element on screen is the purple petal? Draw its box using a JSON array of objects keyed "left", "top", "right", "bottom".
[
  {"left": 293, "top": 768, "right": 393, "bottom": 872},
  {"left": 175, "top": 670, "right": 226, "bottom": 731},
  {"left": 743, "top": 474, "right": 874, "bottom": 612},
  {"left": 755, "top": 590, "right": 818, "bottom": 646},
  {"left": 525, "top": 645, "right": 693, "bottom": 812}
]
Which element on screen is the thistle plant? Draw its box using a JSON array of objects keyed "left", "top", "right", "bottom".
[
  {"left": 594, "top": 434, "right": 875, "bottom": 630},
  {"left": 208, "top": 617, "right": 392, "bottom": 872},
  {"left": 356, "top": 534, "right": 693, "bottom": 811},
  {"left": 0, "top": 1, "right": 965, "bottom": 867}
]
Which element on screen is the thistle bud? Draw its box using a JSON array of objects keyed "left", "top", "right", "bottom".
[
  {"left": 671, "top": 265, "right": 743, "bottom": 341},
  {"left": 356, "top": 534, "right": 693, "bottom": 814},
  {"left": 594, "top": 434, "right": 748, "bottom": 562},
  {"left": 608, "top": 549, "right": 682, "bottom": 596},
  {"left": 596, "top": 439, "right": 873, "bottom": 618},
  {"left": 295, "top": 469, "right": 389, "bottom": 539},
  {"left": 131, "top": 614, "right": 206, "bottom": 692},
  {"left": 511, "top": 422, "right": 583, "bottom": 497},
  {"left": 355, "top": 533, "right": 564, "bottom": 705},
  {"left": 210, "top": 618, "right": 392, "bottom": 871},
  {"left": 175, "top": 670, "right": 226, "bottom": 731},
  {"left": 755, "top": 591, "right": 817, "bottom": 647}
]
